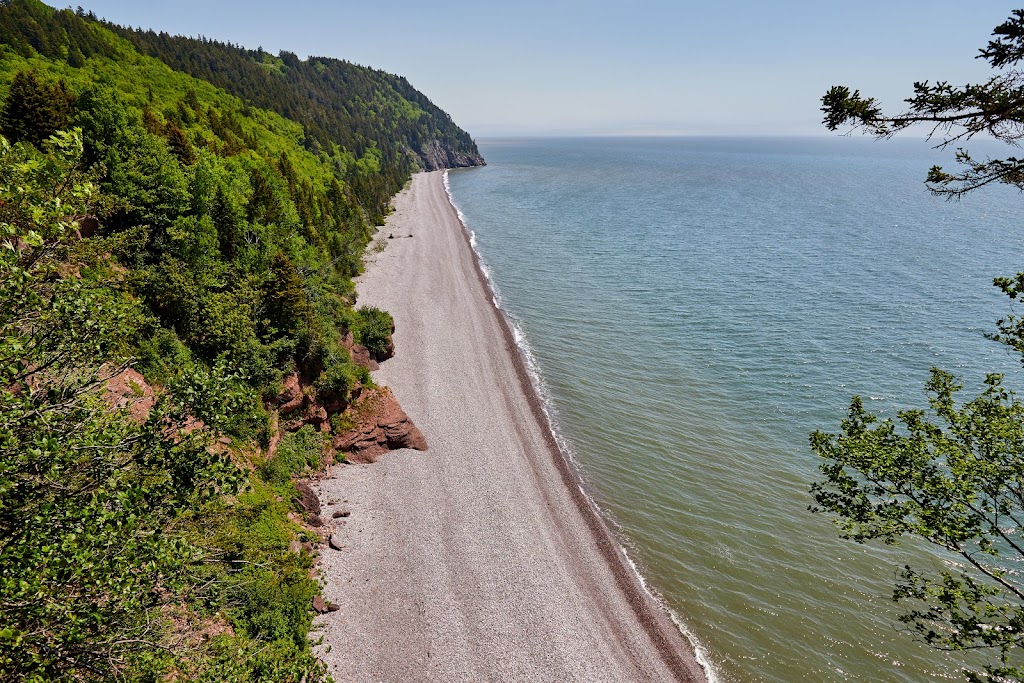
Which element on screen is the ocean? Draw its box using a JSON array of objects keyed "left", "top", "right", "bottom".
[{"left": 444, "top": 137, "right": 1023, "bottom": 682}]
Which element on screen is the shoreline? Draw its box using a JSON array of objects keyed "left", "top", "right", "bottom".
[
  {"left": 315, "top": 171, "right": 707, "bottom": 682},
  {"left": 442, "top": 170, "right": 712, "bottom": 680}
]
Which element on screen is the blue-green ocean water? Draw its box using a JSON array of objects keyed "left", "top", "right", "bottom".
[{"left": 445, "top": 137, "right": 1023, "bottom": 682}]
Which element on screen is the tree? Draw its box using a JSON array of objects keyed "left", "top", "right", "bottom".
[
  {"left": 0, "top": 130, "right": 241, "bottom": 681},
  {"left": 0, "top": 70, "right": 73, "bottom": 147},
  {"left": 210, "top": 183, "right": 241, "bottom": 259},
  {"left": 821, "top": 10, "right": 1024, "bottom": 198},
  {"left": 812, "top": 10, "right": 1024, "bottom": 681}
]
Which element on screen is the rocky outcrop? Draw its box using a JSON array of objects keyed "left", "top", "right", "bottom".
[
  {"left": 332, "top": 388, "right": 427, "bottom": 463},
  {"left": 272, "top": 377, "right": 426, "bottom": 463},
  {"left": 276, "top": 371, "right": 351, "bottom": 433},
  {"left": 417, "top": 139, "right": 486, "bottom": 171},
  {"left": 293, "top": 480, "right": 321, "bottom": 516},
  {"left": 104, "top": 367, "right": 156, "bottom": 424},
  {"left": 341, "top": 329, "right": 393, "bottom": 371},
  {"left": 277, "top": 373, "right": 305, "bottom": 415},
  {"left": 270, "top": 316, "right": 425, "bottom": 462},
  {"left": 103, "top": 365, "right": 207, "bottom": 439},
  {"left": 348, "top": 343, "right": 379, "bottom": 371}
]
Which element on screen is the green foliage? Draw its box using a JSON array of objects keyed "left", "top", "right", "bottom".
[
  {"left": 188, "top": 479, "right": 327, "bottom": 683},
  {"left": 135, "top": 326, "right": 192, "bottom": 382},
  {"left": 0, "top": 1, "right": 480, "bottom": 679},
  {"left": 264, "top": 250, "right": 311, "bottom": 340},
  {"left": 331, "top": 410, "right": 357, "bottom": 435},
  {"left": 0, "top": 69, "right": 72, "bottom": 146},
  {"left": 259, "top": 426, "right": 326, "bottom": 485},
  {"left": 211, "top": 484, "right": 315, "bottom": 644},
  {"left": 812, "top": 372, "right": 1024, "bottom": 680},
  {"left": 813, "top": 10, "right": 1024, "bottom": 681},
  {"left": 353, "top": 305, "right": 394, "bottom": 359},
  {"left": 0, "top": 130, "right": 241, "bottom": 681},
  {"left": 92, "top": 21, "right": 485, "bottom": 222},
  {"left": 315, "top": 350, "right": 369, "bottom": 402},
  {"left": 820, "top": 10, "right": 1024, "bottom": 198}
]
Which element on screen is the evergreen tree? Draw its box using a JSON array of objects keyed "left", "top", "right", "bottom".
[
  {"left": 164, "top": 120, "right": 195, "bottom": 165},
  {"left": 210, "top": 184, "right": 241, "bottom": 259},
  {"left": 264, "top": 251, "right": 310, "bottom": 338},
  {"left": 0, "top": 70, "right": 73, "bottom": 147}
]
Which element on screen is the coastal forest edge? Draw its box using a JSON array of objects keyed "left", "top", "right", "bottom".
[{"left": 0, "top": 1, "right": 482, "bottom": 681}]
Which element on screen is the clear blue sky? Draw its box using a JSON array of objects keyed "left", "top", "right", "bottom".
[{"left": 46, "top": 1, "right": 1018, "bottom": 137}]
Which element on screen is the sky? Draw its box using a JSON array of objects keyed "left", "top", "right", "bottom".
[{"left": 45, "top": 1, "right": 1020, "bottom": 137}]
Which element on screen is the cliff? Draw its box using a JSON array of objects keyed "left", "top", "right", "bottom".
[{"left": 419, "top": 137, "right": 486, "bottom": 170}]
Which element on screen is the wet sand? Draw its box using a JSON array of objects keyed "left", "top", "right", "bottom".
[{"left": 314, "top": 170, "right": 706, "bottom": 682}]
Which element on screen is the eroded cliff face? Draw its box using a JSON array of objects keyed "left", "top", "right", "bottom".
[
  {"left": 272, "top": 322, "right": 427, "bottom": 465},
  {"left": 417, "top": 139, "right": 486, "bottom": 171},
  {"left": 331, "top": 387, "right": 427, "bottom": 463}
]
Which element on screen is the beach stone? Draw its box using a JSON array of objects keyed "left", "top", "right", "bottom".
[
  {"left": 329, "top": 532, "right": 345, "bottom": 551},
  {"left": 312, "top": 595, "right": 329, "bottom": 614},
  {"left": 293, "top": 480, "right": 320, "bottom": 515},
  {"left": 308, "top": 514, "right": 323, "bottom": 527},
  {"left": 332, "top": 509, "right": 351, "bottom": 519}
]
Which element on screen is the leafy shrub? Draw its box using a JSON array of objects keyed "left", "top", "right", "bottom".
[
  {"left": 315, "top": 355, "right": 363, "bottom": 399},
  {"left": 331, "top": 410, "right": 357, "bottom": 434},
  {"left": 230, "top": 564, "right": 317, "bottom": 646},
  {"left": 136, "top": 326, "right": 194, "bottom": 383},
  {"left": 353, "top": 305, "right": 393, "bottom": 358},
  {"left": 195, "top": 481, "right": 326, "bottom": 683}
]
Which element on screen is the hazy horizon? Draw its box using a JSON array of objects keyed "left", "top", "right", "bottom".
[{"left": 45, "top": 1, "right": 1015, "bottom": 138}]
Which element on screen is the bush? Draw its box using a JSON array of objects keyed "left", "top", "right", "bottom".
[
  {"left": 230, "top": 564, "right": 317, "bottom": 646},
  {"left": 353, "top": 305, "right": 393, "bottom": 359},
  {"left": 136, "top": 327, "right": 194, "bottom": 383},
  {"left": 315, "top": 356, "right": 362, "bottom": 399},
  {"left": 194, "top": 481, "right": 326, "bottom": 683}
]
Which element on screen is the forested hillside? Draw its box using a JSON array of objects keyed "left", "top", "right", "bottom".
[
  {"left": 0, "top": 1, "right": 481, "bottom": 681},
  {"left": 0, "top": 0, "right": 484, "bottom": 222},
  {"left": 103, "top": 24, "right": 486, "bottom": 176}
]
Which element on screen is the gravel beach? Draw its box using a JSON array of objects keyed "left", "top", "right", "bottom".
[{"left": 314, "top": 171, "right": 706, "bottom": 682}]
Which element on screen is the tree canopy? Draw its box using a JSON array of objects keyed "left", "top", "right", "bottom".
[
  {"left": 821, "top": 10, "right": 1024, "bottom": 198},
  {"left": 813, "top": 9, "right": 1024, "bottom": 682}
]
